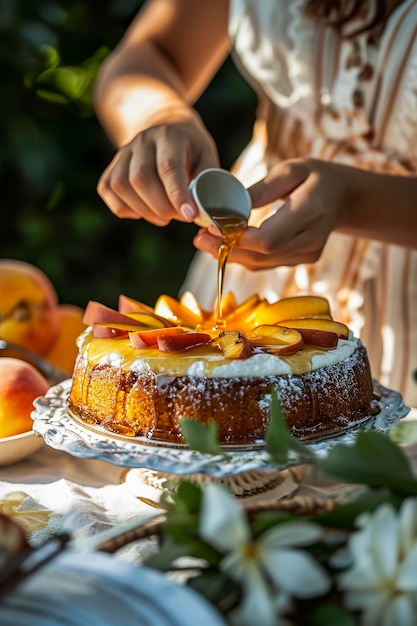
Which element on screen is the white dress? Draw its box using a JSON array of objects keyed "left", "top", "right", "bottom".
[{"left": 183, "top": 0, "right": 417, "bottom": 407}]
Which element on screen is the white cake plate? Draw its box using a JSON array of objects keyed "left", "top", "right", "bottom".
[{"left": 32, "top": 379, "right": 409, "bottom": 487}]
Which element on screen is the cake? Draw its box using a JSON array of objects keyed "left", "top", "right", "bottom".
[{"left": 68, "top": 292, "right": 380, "bottom": 445}]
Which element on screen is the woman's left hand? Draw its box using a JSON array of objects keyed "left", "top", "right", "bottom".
[{"left": 193, "top": 158, "right": 356, "bottom": 269}]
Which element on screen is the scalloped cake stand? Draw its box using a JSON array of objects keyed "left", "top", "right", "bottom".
[{"left": 32, "top": 379, "right": 410, "bottom": 497}]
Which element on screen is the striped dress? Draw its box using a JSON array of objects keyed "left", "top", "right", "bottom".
[{"left": 183, "top": 0, "right": 417, "bottom": 408}]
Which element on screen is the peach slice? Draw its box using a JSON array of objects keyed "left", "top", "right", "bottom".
[
  {"left": 129, "top": 327, "right": 185, "bottom": 348},
  {"left": 154, "top": 294, "right": 202, "bottom": 327},
  {"left": 92, "top": 323, "right": 146, "bottom": 339},
  {"left": 0, "top": 259, "right": 60, "bottom": 356},
  {"left": 157, "top": 331, "right": 212, "bottom": 352},
  {"left": 83, "top": 301, "right": 148, "bottom": 327},
  {"left": 215, "top": 330, "right": 253, "bottom": 359},
  {"left": 0, "top": 357, "right": 49, "bottom": 437},
  {"left": 118, "top": 294, "right": 155, "bottom": 315},
  {"left": 249, "top": 325, "right": 304, "bottom": 354},
  {"left": 279, "top": 317, "right": 350, "bottom": 339},
  {"left": 126, "top": 311, "right": 174, "bottom": 328},
  {"left": 227, "top": 294, "right": 266, "bottom": 330},
  {"left": 296, "top": 328, "right": 338, "bottom": 349},
  {"left": 255, "top": 295, "right": 331, "bottom": 326},
  {"left": 219, "top": 291, "right": 238, "bottom": 317},
  {"left": 179, "top": 291, "right": 204, "bottom": 322}
]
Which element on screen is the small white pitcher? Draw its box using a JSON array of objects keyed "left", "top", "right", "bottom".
[{"left": 189, "top": 168, "right": 251, "bottom": 228}]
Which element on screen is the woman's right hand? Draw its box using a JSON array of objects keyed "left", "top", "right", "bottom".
[{"left": 97, "top": 112, "right": 220, "bottom": 226}]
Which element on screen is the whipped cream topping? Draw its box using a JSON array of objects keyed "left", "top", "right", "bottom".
[
  {"left": 210, "top": 352, "right": 292, "bottom": 377},
  {"left": 311, "top": 339, "right": 357, "bottom": 369},
  {"left": 97, "top": 352, "right": 124, "bottom": 368},
  {"left": 207, "top": 337, "right": 358, "bottom": 378},
  {"left": 81, "top": 327, "right": 359, "bottom": 378}
]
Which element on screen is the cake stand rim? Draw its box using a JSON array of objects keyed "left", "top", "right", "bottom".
[{"left": 31, "top": 379, "right": 410, "bottom": 478}]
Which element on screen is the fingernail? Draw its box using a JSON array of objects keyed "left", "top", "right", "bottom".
[
  {"left": 195, "top": 233, "right": 210, "bottom": 246},
  {"left": 180, "top": 202, "right": 197, "bottom": 221}
]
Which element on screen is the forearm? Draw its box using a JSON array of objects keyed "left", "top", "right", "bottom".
[
  {"left": 94, "top": 42, "right": 195, "bottom": 147},
  {"left": 93, "top": 0, "right": 230, "bottom": 148},
  {"left": 339, "top": 167, "right": 417, "bottom": 249}
]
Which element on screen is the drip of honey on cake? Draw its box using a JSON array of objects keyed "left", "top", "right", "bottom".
[{"left": 206, "top": 209, "right": 248, "bottom": 327}]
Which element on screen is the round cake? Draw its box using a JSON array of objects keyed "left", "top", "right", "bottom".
[{"left": 68, "top": 292, "right": 380, "bottom": 445}]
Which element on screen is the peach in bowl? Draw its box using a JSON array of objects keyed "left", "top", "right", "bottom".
[
  {"left": 0, "top": 358, "right": 49, "bottom": 466},
  {"left": 0, "top": 430, "right": 45, "bottom": 467}
]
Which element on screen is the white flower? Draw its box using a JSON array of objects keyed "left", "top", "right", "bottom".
[
  {"left": 338, "top": 498, "right": 417, "bottom": 626},
  {"left": 199, "top": 483, "right": 330, "bottom": 626}
]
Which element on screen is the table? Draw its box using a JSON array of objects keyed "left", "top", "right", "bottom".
[
  {"left": 1, "top": 408, "right": 416, "bottom": 624},
  {"left": 1, "top": 407, "right": 416, "bottom": 550}
]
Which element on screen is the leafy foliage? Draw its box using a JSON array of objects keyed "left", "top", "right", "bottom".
[
  {"left": 180, "top": 419, "right": 228, "bottom": 457},
  {"left": 265, "top": 387, "right": 317, "bottom": 463},
  {"left": 158, "top": 397, "right": 417, "bottom": 624}
]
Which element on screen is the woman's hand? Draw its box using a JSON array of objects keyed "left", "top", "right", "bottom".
[
  {"left": 193, "top": 158, "right": 357, "bottom": 269},
  {"left": 97, "top": 112, "right": 219, "bottom": 226}
]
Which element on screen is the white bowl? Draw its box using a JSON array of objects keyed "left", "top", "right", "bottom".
[{"left": 0, "top": 430, "right": 44, "bottom": 467}]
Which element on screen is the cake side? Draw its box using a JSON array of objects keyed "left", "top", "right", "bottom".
[{"left": 68, "top": 342, "right": 379, "bottom": 444}]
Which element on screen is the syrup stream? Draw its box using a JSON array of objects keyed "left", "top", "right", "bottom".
[{"left": 207, "top": 210, "right": 248, "bottom": 326}]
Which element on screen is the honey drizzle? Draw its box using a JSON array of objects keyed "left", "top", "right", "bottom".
[{"left": 208, "top": 211, "right": 247, "bottom": 325}]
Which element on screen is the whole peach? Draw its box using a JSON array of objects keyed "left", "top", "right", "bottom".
[
  {"left": 44, "top": 304, "right": 86, "bottom": 375},
  {"left": 0, "top": 259, "right": 60, "bottom": 356},
  {"left": 0, "top": 358, "right": 49, "bottom": 437}
]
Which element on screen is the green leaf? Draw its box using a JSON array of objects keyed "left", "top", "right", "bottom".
[
  {"left": 180, "top": 419, "right": 228, "bottom": 457},
  {"left": 251, "top": 511, "right": 296, "bottom": 536},
  {"left": 265, "top": 387, "right": 317, "bottom": 463},
  {"left": 316, "top": 488, "right": 401, "bottom": 529},
  {"left": 189, "top": 571, "right": 240, "bottom": 614},
  {"left": 309, "top": 604, "right": 356, "bottom": 626},
  {"left": 318, "top": 430, "right": 417, "bottom": 494},
  {"left": 390, "top": 420, "right": 417, "bottom": 446},
  {"left": 144, "top": 536, "right": 193, "bottom": 571},
  {"left": 174, "top": 481, "right": 203, "bottom": 514},
  {"left": 36, "top": 66, "right": 91, "bottom": 102},
  {"left": 162, "top": 528, "right": 220, "bottom": 565}
]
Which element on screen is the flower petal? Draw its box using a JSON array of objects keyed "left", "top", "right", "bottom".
[
  {"left": 345, "top": 504, "right": 399, "bottom": 583},
  {"left": 221, "top": 547, "right": 248, "bottom": 582},
  {"left": 260, "top": 521, "right": 323, "bottom": 549},
  {"left": 262, "top": 548, "right": 330, "bottom": 597},
  {"left": 199, "top": 483, "right": 249, "bottom": 551},
  {"left": 367, "top": 504, "right": 400, "bottom": 581},
  {"left": 398, "top": 498, "right": 417, "bottom": 555},
  {"left": 339, "top": 562, "right": 384, "bottom": 592},
  {"left": 380, "top": 595, "right": 417, "bottom": 626},
  {"left": 397, "top": 542, "right": 417, "bottom": 591},
  {"left": 360, "top": 594, "right": 391, "bottom": 626},
  {"left": 343, "top": 589, "right": 387, "bottom": 613},
  {"left": 239, "top": 561, "right": 286, "bottom": 626}
]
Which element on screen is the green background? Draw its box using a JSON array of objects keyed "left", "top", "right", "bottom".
[{"left": 1, "top": 0, "right": 256, "bottom": 310}]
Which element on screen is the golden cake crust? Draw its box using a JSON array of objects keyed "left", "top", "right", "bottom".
[{"left": 68, "top": 343, "right": 380, "bottom": 445}]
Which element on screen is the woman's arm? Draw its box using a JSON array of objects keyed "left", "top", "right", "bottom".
[
  {"left": 94, "top": 0, "right": 230, "bottom": 223},
  {"left": 194, "top": 159, "right": 417, "bottom": 267}
]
